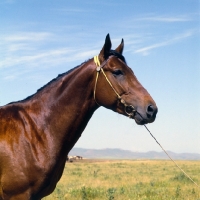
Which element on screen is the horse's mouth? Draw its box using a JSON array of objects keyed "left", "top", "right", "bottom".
[
  {"left": 132, "top": 112, "right": 148, "bottom": 125},
  {"left": 133, "top": 111, "right": 156, "bottom": 125},
  {"left": 134, "top": 118, "right": 148, "bottom": 125}
]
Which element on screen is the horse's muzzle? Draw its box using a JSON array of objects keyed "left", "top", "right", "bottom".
[{"left": 134, "top": 104, "right": 158, "bottom": 125}]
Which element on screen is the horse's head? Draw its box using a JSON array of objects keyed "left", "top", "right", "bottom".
[{"left": 94, "top": 34, "right": 158, "bottom": 125}]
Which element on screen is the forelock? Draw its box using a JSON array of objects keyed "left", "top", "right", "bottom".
[{"left": 108, "top": 50, "right": 126, "bottom": 63}]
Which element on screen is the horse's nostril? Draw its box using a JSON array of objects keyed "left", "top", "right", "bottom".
[
  {"left": 146, "top": 105, "right": 155, "bottom": 118},
  {"left": 147, "top": 105, "right": 154, "bottom": 112}
]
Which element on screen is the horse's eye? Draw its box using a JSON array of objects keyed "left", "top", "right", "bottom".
[{"left": 112, "top": 70, "right": 123, "bottom": 76}]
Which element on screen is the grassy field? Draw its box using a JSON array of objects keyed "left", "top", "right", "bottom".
[{"left": 43, "top": 159, "right": 200, "bottom": 200}]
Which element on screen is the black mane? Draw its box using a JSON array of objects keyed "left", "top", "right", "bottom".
[
  {"left": 8, "top": 61, "right": 88, "bottom": 104},
  {"left": 36, "top": 64, "right": 81, "bottom": 94}
]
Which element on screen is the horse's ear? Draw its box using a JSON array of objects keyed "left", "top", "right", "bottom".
[
  {"left": 99, "top": 34, "right": 112, "bottom": 63},
  {"left": 115, "top": 38, "right": 124, "bottom": 54}
]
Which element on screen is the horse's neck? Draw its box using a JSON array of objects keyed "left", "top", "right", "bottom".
[{"left": 24, "top": 59, "right": 97, "bottom": 152}]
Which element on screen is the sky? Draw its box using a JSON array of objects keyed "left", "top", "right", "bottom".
[{"left": 1, "top": 0, "right": 200, "bottom": 153}]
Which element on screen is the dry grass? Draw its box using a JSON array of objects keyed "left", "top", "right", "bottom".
[{"left": 43, "top": 159, "right": 200, "bottom": 200}]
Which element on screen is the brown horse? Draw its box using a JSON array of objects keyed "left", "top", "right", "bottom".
[{"left": 0, "top": 34, "right": 157, "bottom": 200}]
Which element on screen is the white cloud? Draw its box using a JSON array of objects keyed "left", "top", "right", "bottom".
[
  {"left": 0, "top": 32, "right": 67, "bottom": 68},
  {"left": 0, "top": 48, "right": 73, "bottom": 68},
  {"left": 0, "top": 32, "right": 53, "bottom": 56},
  {"left": 54, "top": 8, "right": 90, "bottom": 13},
  {"left": 3, "top": 75, "right": 16, "bottom": 80},
  {"left": 0, "top": 30, "right": 103, "bottom": 71},
  {"left": 4, "top": 32, "right": 52, "bottom": 42},
  {"left": 0, "top": 0, "right": 15, "bottom": 4},
  {"left": 134, "top": 30, "right": 197, "bottom": 56},
  {"left": 137, "top": 14, "right": 192, "bottom": 22}
]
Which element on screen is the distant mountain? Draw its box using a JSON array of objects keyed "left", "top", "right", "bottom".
[{"left": 69, "top": 148, "right": 200, "bottom": 160}]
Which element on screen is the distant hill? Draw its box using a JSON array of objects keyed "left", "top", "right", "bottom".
[{"left": 69, "top": 148, "right": 200, "bottom": 160}]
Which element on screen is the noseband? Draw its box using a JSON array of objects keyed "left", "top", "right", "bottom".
[{"left": 93, "top": 55, "right": 136, "bottom": 118}]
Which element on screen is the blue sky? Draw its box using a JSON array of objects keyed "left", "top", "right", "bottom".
[{"left": 1, "top": 0, "right": 199, "bottom": 153}]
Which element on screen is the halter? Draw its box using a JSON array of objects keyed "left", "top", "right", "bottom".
[{"left": 93, "top": 55, "right": 136, "bottom": 118}]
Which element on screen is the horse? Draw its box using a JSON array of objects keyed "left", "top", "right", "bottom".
[{"left": 0, "top": 34, "right": 157, "bottom": 200}]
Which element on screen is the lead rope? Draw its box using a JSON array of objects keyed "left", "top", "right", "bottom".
[{"left": 144, "top": 123, "right": 200, "bottom": 188}]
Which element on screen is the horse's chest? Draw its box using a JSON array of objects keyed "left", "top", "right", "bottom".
[{"left": 35, "top": 156, "right": 67, "bottom": 198}]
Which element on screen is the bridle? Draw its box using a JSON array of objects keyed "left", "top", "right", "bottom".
[{"left": 93, "top": 55, "right": 136, "bottom": 118}]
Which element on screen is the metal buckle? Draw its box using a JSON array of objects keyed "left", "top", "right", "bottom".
[
  {"left": 119, "top": 98, "right": 136, "bottom": 117},
  {"left": 125, "top": 105, "right": 136, "bottom": 117}
]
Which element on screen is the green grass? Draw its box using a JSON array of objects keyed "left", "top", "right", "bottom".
[{"left": 43, "top": 160, "right": 200, "bottom": 200}]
